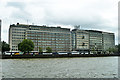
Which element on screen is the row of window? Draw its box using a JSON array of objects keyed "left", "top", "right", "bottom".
[
  {"left": 28, "top": 28, "right": 69, "bottom": 32},
  {"left": 27, "top": 35, "right": 70, "bottom": 38},
  {"left": 12, "top": 37, "right": 25, "bottom": 39},
  {"left": 27, "top": 32, "right": 70, "bottom": 35},
  {"left": 12, "top": 49, "right": 18, "bottom": 51},
  {"left": 34, "top": 43, "right": 70, "bottom": 45},
  {"left": 28, "top": 38, "right": 69, "bottom": 40},
  {"left": 27, "top": 34, "right": 70, "bottom": 37},
  {"left": 32, "top": 40, "right": 69, "bottom": 43},
  {"left": 27, "top": 36, "right": 70, "bottom": 39},
  {"left": 35, "top": 46, "right": 70, "bottom": 48},
  {"left": 12, "top": 32, "right": 25, "bottom": 34},
  {"left": 12, "top": 34, "right": 25, "bottom": 36},
  {"left": 12, "top": 28, "right": 26, "bottom": 31}
]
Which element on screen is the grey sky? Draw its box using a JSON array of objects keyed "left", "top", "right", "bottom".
[{"left": 0, "top": 0, "right": 118, "bottom": 44}]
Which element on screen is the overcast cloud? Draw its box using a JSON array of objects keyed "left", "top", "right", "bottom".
[{"left": 0, "top": 0, "right": 119, "bottom": 44}]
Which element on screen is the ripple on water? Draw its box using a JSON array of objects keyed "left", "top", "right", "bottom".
[{"left": 2, "top": 57, "right": 118, "bottom": 78}]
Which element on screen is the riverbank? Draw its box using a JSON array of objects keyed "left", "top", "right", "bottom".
[{"left": 2, "top": 54, "right": 120, "bottom": 59}]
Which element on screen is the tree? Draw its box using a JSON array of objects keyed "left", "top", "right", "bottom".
[
  {"left": 118, "top": 44, "right": 120, "bottom": 53},
  {"left": 39, "top": 47, "right": 43, "bottom": 53},
  {"left": 107, "top": 47, "right": 118, "bottom": 54},
  {"left": 2, "top": 41, "right": 10, "bottom": 53},
  {"left": 114, "top": 45, "right": 118, "bottom": 53},
  {"left": 18, "top": 43, "right": 22, "bottom": 51},
  {"left": 18, "top": 39, "right": 34, "bottom": 53},
  {"left": 46, "top": 47, "right": 52, "bottom": 53},
  {"left": 91, "top": 47, "right": 95, "bottom": 54},
  {"left": 107, "top": 48, "right": 112, "bottom": 53}
]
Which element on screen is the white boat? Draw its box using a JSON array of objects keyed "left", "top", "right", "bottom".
[
  {"left": 58, "top": 52, "right": 68, "bottom": 54},
  {"left": 71, "top": 51, "right": 79, "bottom": 54}
]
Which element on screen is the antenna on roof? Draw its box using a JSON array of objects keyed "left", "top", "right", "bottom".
[{"left": 27, "top": 19, "right": 28, "bottom": 25}]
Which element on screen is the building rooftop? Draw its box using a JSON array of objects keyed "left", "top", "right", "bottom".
[
  {"left": 10, "top": 23, "right": 114, "bottom": 34},
  {"left": 10, "top": 23, "right": 70, "bottom": 30},
  {"left": 72, "top": 29, "right": 114, "bottom": 34}
]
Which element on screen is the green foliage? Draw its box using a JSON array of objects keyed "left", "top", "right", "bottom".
[
  {"left": 46, "top": 47, "right": 52, "bottom": 53},
  {"left": 107, "top": 48, "right": 113, "bottom": 53},
  {"left": 39, "top": 47, "right": 43, "bottom": 53},
  {"left": 118, "top": 44, "right": 120, "bottom": 53},
  {"left": 18, "top": 43, "right": 22, "bottom": 51},
  {"left": 107, "top": 47, "right": 118, "bottom": 53},
  {"left": 18, "top": 39, "right": 34, "bottom": 53},
  {"left": 91, "top": 47, "right": 96, "bottom": 54},
  {"left": 91, "top": 48, "right": 95, "bottom": 51},
  {"left": 114, "top": 45, "right": 118, "bottom": 53},
  {"left": 2, "top": 41, "right": 10, "bottom": 53}
]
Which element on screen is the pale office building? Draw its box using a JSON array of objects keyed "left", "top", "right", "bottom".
[{"left": 9, "top": 23, "right": 71, "bottom": 52}]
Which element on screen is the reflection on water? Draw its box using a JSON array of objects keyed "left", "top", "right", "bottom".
[{"left": 2, "top": 57, "right": 118, "bottom": 78}]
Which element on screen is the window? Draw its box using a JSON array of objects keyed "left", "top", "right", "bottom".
[
  {"left": 82, "top": 36, "right": 85, "bottom": 39},
  {"left": 82, "top": 43, "right": 85, "bottom": 46}
]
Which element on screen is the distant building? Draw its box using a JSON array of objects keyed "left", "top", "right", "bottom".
[
  {"left": 86, "top": 30, "right": 103, "bottom": 53},
  {"left": 102, "top": 32, "right": 115, "bottom": 51},
  {"left": 0, "top": 20, "right": 1, "bottom": 53},
  {"left": 9, "top": 23, "right": 115, "bottom": 53},
  {"left": 71, "top": 29, "right": 89, "bottom": 53},
  {"left": 71, "top": 29, "right": 115, "bottom": 53},
  {"left": 0, "top": 20, "right": 2, "bottom": 42},
  {"left": 9, "top": 23, "right": 71, "bottom": 52},
  {"left": 9, "top": 23, "right": 26, "bottom": 51}
]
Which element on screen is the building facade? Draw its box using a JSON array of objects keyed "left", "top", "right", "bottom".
[
  {"left": 9, "top": 23, "right": 71, "bottom": 52},
  {"left": 0, "top": 20, "right": 2, "bottom": 42},
  {"left": 0, "top": 20, "right": 1, "bottom": 53},
  {"left": 9, "top": 23, "right": 27, "bottom": 51},
  {"left": 86, "top": 30, "right": 103, "bottom": 53},
  {"left": 71, "top": 29, "right": 89, "bottom": 53},
  {"left": 102, "top": 32, "right": 115, "bottom": 51},
  {"left": 71, "top": 29, "right": 115, "bottom": 53},
  {"left": 9, "top": 23, "right": 115, "bottom": 53},
  {"left": 26, "top": 25, "right": 71, "bottom": 52}
]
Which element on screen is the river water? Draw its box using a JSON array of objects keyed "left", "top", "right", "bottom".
[{"left": 2, "top": 57, "right": 118, "bottom": 78}]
